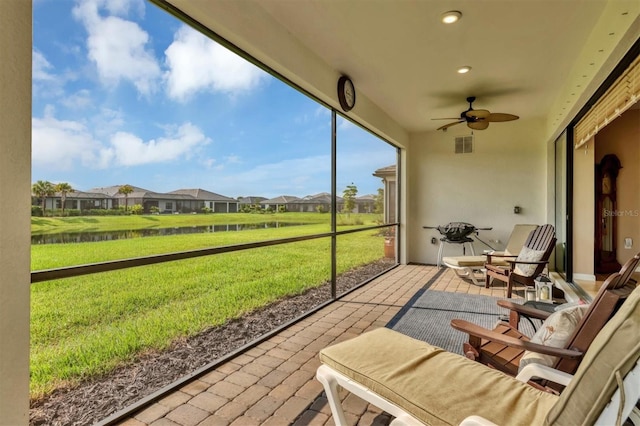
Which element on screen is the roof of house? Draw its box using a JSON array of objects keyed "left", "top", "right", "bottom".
[
  {"left": 261, "top": 195, "right": 301, "bottom": 204},
  {"left": 86, "top": 185, "right": 152, "bottom": 197},
  {"left": 294, "top": 192, "right": 343, "bottom": 203},
  {"left": 238, "top": 196, "right": 268, "bottom": 204},
  {"left": 169, "top": 189, "right": 236, "bottom": 202},
  {"left": 373, "top": 165, "right": 396, "bottom": 178}
]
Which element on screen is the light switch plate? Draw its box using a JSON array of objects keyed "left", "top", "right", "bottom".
[{"left": 625, "top": 238, "right": 633, "bottom": 249}]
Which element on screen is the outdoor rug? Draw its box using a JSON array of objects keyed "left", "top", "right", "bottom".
[{"left": 387, "top": 281, "right": 537, "bottom": 355}]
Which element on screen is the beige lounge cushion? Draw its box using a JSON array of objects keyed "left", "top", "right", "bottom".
[
  {"left": 442, "top": 256, "right": 486, "bottom": 267},
  {"left": 320, "top": 327, "right": 557, "bottom": 426},
  {"left": 546, "top": 285, "right": 640, "bottom": 425},
  {"left": 519, "top": 305, "right": 589, "bottom": 372},
  {"left": 443, "top": 255, "right": 509, "bottom": 267}
]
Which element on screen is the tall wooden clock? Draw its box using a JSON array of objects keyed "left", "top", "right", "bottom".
[{"left": 595, "top": 154, "right": 622, "bottom": 274}]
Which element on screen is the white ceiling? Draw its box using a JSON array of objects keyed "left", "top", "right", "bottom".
[{"left": 163, "top": 0, "right": 639, "bottom": 133}]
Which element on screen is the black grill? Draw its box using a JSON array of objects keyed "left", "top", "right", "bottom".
[{"left": 435, "top": 222, "right": 477, "bottom": 242}]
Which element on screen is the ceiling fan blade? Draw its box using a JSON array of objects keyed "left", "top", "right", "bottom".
[
  {"left": 437, "top": 121, "right": 464, "bottom": 131},
  {"left": 465, "top": 109, "right": 490, "bottom": 119},
  {"left": 487, "top": 113, "right": 519, "bottom": 122},
  {"left": 468, "top": 121, "right": 490, "bottom": 130},
  {"left": 431, "top": 117, "right": 462, "bottom": 120}
]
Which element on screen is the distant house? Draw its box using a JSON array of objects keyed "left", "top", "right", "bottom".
[
  {"left": 238, "top": 196, "right": 268, "bottom": 210},
  {"left": 373, "top": 165, "right": 397, "bottom": 223},
  {"left": 292, "top": 192, "right": 343, "bottom": 213},
  {"left": 355, "top": 194, "right": 376, "bottom": 214},
  {"left": 169, "top": 189, "right": 238, "bottom": 213},
  {"left": 260, "top": 195, "right": 300, "bottom": 212},
  {"left": 84, "top": 185, "right": 238, "bottom": 214},
  {"left": 87, "top": 185, "right": 191, "bottom": 213},
  {"left": 33, "top": 190, "right": 114, "bottom": 212}
]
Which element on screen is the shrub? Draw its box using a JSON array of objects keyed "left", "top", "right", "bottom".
[
  {"left": 130, "top": 204, "right": 144, "bottom": 215},
  {"left": 31, "top": 206, "right": 43, "bottom": 217}
]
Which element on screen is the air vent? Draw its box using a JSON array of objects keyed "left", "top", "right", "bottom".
[{"left": 454, "top": 135, "right": 473, "bottom": 154}]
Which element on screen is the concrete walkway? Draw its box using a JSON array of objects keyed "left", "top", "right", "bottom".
[{"left": 117, "top": 265, "right": 511, "bottom": 426}]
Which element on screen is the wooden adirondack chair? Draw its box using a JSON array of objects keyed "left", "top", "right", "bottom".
[
  {"left": 451, "top": 253, "right": 640, "bottom": 378},
  {"left": 485, "top": 224, "right": 556, "bottom": 297}
]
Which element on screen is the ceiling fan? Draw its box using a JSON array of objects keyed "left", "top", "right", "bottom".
[{"left": 432, "top": 96, "right": 519, "bottom": 131}]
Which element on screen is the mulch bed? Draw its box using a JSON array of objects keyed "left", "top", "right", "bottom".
[{"left": 30, "top": 259, "right": 396, "bottom": 426}]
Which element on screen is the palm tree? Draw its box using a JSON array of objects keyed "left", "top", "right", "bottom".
[
  {"left": 117, "top": 184, "right": 135, "bottom": 211},
  {"left": 32, "top": 180, "right": 55, "bottom": 216},
  {"left": 55, "top": 182, "right": 74, "bottom": 217}
]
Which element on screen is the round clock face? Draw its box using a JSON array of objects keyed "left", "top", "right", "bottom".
[{"left": 338, "top": 76, "right": 356, "bottom": 112}]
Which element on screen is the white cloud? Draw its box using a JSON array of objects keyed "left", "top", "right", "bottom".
[
  {"left": 61, "top": 89, "right": 94, "bottom": 109},
  {"left": 33, "top": 50, "right": 55, "bottom": 81},
  {"left": 337, "top": 116, "right": 354, "bottom": 131},
  {"left": 72, "top": 0, "right": 160, "bottom": 95},
  {"left": 33, "top": 107, "right": 211, "bottom": 170},
  {"left": 32, "top": 107, "right": 103, "bottom": 170},
  {"left": 224, "top": 154, "right": 241, "bottom": 164},
  {"left": 201, "top": 158, "right": 217, "bottom": 169},
  {"left": 32, "top": 49, "right": 70, "bottom": 99},
  {"left": 164, "top": 25, "right": 268, "bottom": 101},
  {"left": 106, "top": 122, "right": 211, "bottom": 166}
]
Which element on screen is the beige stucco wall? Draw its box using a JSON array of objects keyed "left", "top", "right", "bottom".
[
  {"left": 595, "top": 108, "right": 640, "bottom": 266},
  {"left": 0, "top": 1, "right": 32, "bottom": 424},
  {"left": 573, "top": 136, "right": 596, "bottom": 280},
  {"left": 406, "top": 118, "right": 548, "bottom": 264}
]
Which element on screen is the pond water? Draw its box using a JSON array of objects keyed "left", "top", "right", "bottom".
[{"left": 32, "top": 222, "right": 306, "bottom": 245}]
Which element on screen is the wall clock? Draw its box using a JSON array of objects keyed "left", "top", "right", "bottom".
[{"left": 337, "top": 75, "right": 356, "bottom": 112}]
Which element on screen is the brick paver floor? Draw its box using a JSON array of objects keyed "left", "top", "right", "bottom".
[{"left": 116, "top": 265, "right": 512, "bottom": 426}]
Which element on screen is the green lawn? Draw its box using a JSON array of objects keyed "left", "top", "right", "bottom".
[{"left": 30, "top": 213, "right": 389, "bottom": 399}]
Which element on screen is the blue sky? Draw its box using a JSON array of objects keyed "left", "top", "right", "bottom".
[{"left": 32, "top": 0, "right": 396, "bottom": 199}]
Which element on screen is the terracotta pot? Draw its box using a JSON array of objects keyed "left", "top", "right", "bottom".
[{"left": 384, "top": 237, "right": 395, "bottom": 258}]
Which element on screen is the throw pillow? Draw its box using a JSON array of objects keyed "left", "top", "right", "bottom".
[
  {"left": 513, "top": 246, "right": 546, "bottom": 277},
  {"left": 518, "top": 304, "right": 589, "bottom": 372}
]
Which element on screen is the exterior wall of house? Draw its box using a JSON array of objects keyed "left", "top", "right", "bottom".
[
  {"left": 160, "top": 200, "right": 175, "bottom": 213},
  {"left": 213, "top": 202, "right": 229, "bottom": 213},
  {"left": 406, "top": 117, "right": 548, "bottom": 265},
  {"left": 0, "top": 1, "right": 31, "bottom": 423}
]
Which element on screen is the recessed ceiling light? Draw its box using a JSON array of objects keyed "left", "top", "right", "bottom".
[
  {"left": 441, "top": 11, "right": 462, "bottom": 24},
  {"left": 457, "top": 66, "right": 471, "bottom": 74}
]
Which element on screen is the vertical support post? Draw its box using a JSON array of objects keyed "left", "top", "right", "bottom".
[
  {"left": 0, "top": 1, "right": 32, "bottom": 424},
  {"left": 331, "top": 110, "right": 337, "bottom": 299}
]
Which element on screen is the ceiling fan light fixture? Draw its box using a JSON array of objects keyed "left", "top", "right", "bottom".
[
  {"left": 457, "top": 66, "right": 471, "bottom": 74},
  {"left": 441, "top": 10, "right": 462, "bottom": 24}
]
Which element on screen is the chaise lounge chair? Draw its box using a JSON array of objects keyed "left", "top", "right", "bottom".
[
  {"left": 442, "top": 224, "right": 537, "bottom": 286},
  {"left": 316, "top": 285, "right": 640, "bottom": 426}
]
